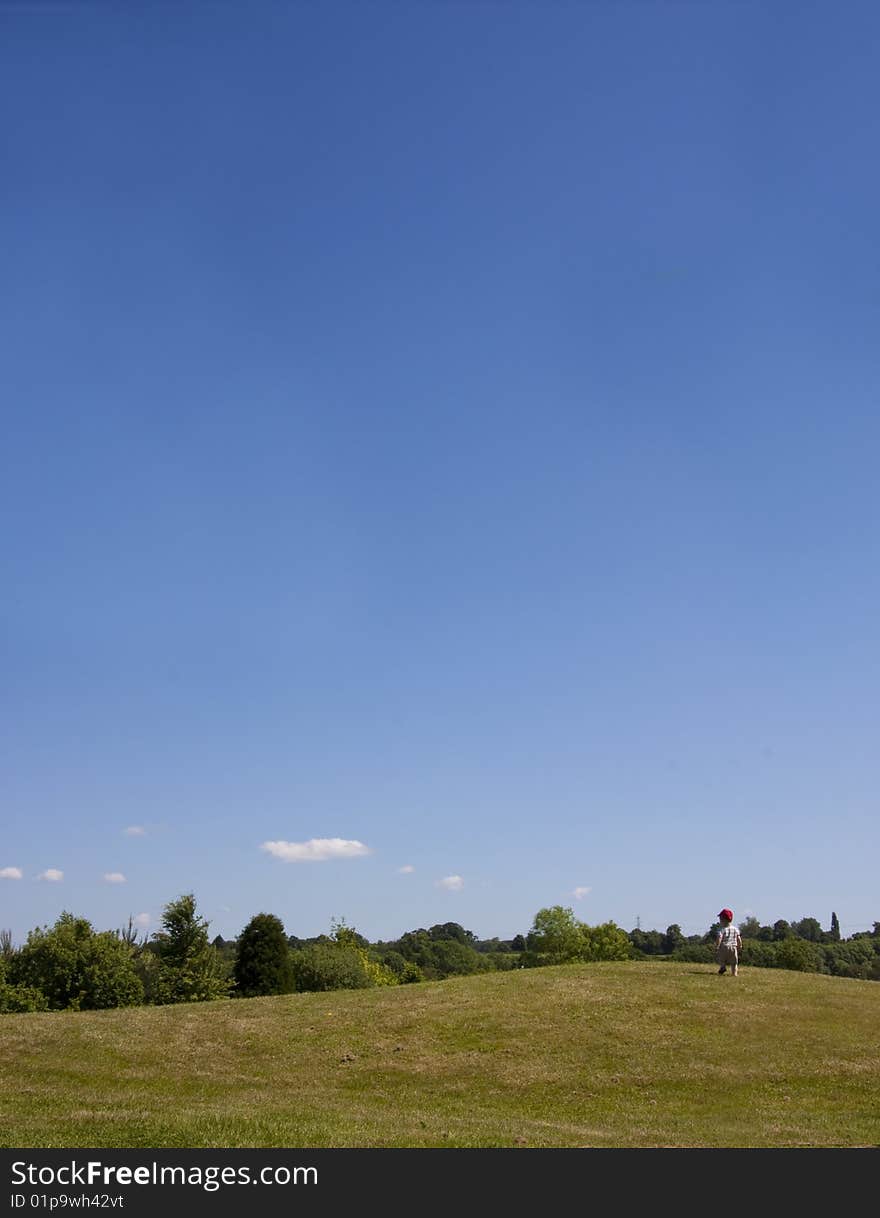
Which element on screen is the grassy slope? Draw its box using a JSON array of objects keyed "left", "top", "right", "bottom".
[{"left": 1, "top": 962, "right": 878, "bottom": 1148}]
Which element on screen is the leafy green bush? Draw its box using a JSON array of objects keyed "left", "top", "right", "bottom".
[
  {"left": 582, "top": 921, "right": 633, "bottom": 962},
  {"left": 9, "top": 914, "right": 143, "bottom": 1011},
  {"left": 775, "top": 938, "right": 825, "bottom": 973},
  {"left": 479, "top": 952, "right": 519, "bottom": 971},
  {"left": 822, "top": 939, "right": 879, "bottom": 980},
  {"left": 740, "top": 940, "right": 779, "bottom": 968},
  {"left": 0, "top": 958, "right": 49, "bottom": 1013},
  {"left": 291, "top": 944, "right": 372, "bottom": 992},
  {"left": 670, "top": 943, "right": 714, "bottom": 964},
  {"left": 392, "top": 928, "right": 485, "bottom": 978},
  {"left": 378, "top": 949, "right": 409, "bottom": 979}
]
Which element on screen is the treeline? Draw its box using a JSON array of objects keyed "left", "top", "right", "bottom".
[
  {"left": 635, "top": 912, "right": 880, "bottom": 980},
  {"left": 2, "top": 897, "right": 878, "bottom": 1014}
]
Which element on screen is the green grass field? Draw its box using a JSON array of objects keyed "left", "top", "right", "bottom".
[{"left": 2, "top": 962, "right": 878, "bottom": 1147}]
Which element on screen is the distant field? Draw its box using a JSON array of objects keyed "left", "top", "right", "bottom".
[{"left": 1, "top": 962, "right": 878, "bottom": 1147}]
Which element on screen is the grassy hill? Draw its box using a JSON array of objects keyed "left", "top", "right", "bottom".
[{"left": 2, "top": 962, "right": 878, "bottom": 1147}]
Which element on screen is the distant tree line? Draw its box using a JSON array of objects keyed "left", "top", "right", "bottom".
[
  {"left": 631, "top": 912, "right": 880, "bottom": 980},
  {"left": 2, "top": 897, "right": 878, "bottom": 1014}
]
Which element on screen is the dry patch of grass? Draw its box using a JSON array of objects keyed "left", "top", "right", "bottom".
[{"left": 1, "top": 963, "right": 878, "bottom": 1147}]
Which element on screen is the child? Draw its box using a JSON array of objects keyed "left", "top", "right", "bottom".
[{"left": 715, "top": 908, "right": 742, "bottom": 976}]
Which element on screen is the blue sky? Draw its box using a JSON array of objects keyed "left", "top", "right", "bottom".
[{"left": 2, "top": 2, "right": 878, "bottom": 946}]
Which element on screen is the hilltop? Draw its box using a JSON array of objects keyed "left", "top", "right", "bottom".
[{"left": 1, "top": 962, "right": 878, "bottom": 1147}]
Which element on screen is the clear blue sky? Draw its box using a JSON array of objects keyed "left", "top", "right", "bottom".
[{"left": 2, "top": 2, "right": 878, "bottom": 946}]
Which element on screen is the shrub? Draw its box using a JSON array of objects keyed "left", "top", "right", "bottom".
[
  {"left": 822, "top": 939, "right": 878, "bottom": 980},
  {"left": 670, "top": 943, "right": 714, "bottom": 964},
  {"left": 9, "top": 913, "right": 143, "bottom": 1011},
  {"left": 582, "top": 921, "right": 632, "bottom": 962},
  {"left": 775, "top": 938, "right": 825, "bottom": 973},
  {"left": 378, "top": 950, "right": 409, "bottom": 979},
  {"left": 740, "top": 940, "right": 779, "bottom": 969},
  {"left": 291, "top": 944, "right": 371, "bottom": 992},
  {"left": 479, "top": 952, "right": 518, "bottom": 971},
  {"left": 391, "top": 928, "right": 483, "bottom": 979},
  {"left": 0, "top": 958, "right": 48, "bottom": 1013}
]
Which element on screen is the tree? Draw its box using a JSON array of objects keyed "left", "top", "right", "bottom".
[
  {"left": 661, "top": 924, "right": 686, "bottom": 954},
  {"left": 148, "top": 894, "right": 230, "bottom": 1004},
  {"left": 827, "top": 912, "right": 841, "bottom": 943},
  {"left": 772, "top": 919, "right": 794, "bottom": 941},
  {"left": 329, "top": 918, "right": 370, "bottom": 950},
  {"left": 428, "top": 923, "right": 476, "bottom": 945},
  {"left": 583, "top": 921, "right": 632, "bottom": 961},
  {"left": 115, "top": 916, "right": 146, "bottom": 948},
  {"left": 9, "top": 912, "right": 143, "bottom": 1011},
  {"left": 431, "top": 938, "right": 481, "bottom": 977},
  {"left": 233, "top": 913, "right": 294, "bottom": 997},
  {"left": 793, "top": 917, "right": 824, "bottom": 943},
  {"left": 529, "top": 907, "right": 585, "bottom": 964},
  {"left": 629, "top": 928, "right": 664, "bottom": 955},
  {"left": 738, "top": 917, "right": 763, "bottom": 940}
]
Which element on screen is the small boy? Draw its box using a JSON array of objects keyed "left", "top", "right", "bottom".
[{"left": 715, "top": 908, "right": 742, "bottom": 976}]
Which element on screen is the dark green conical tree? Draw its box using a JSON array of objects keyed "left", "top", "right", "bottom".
[
  {"left": 234, "top": 913, "right": 294, "bottom": 997},
  {"left": 828, "top": 911, "right": 841, "bottom": 942}
]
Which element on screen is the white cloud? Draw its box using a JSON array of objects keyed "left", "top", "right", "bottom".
[
  {"left": 260, "top": 838, "right": 371, "bottom": 863},
  {"left": 398, "top": 864, "right": 415, "bottom": 874},
  {"left": 0, "top": 866, "right": 23, "bottom": 880},
  {"left": 38, "top": 869, "right": 64, "bottom": 882},
  {"left": 132, "top": 913, "right": 151, "bottom": 929},
  {"left": 103, "top": 872, "right": 126, "bottom": 884},
  {"left": 573, "top": 886, "right": 592, "bottom": 900},
  {"left": 437, "top": 875, "right": 464, "bottom": 891},
  {"left": 124, "top": 826, "right": 146, "bottom": 837}
]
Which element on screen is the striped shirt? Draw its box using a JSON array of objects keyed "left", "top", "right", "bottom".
[{"left": 718, "top": 924, "right": 739, "bottom": 947}]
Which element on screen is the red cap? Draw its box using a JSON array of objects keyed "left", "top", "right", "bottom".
[{"left": 718, "top": 908, "right": 733, "bottom": 921}]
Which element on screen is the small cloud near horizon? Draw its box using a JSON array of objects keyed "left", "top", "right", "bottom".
[
  {"left": 124, "top": 826, "right": 146, "bottom": 837},
  {"left": 573, "top": 886, "right": 592, "bottom": 900},
  {"left": 261, "top": 838, "right": 371, "bottom": 863},
  {"left": 398, "top": 864, "right": 415, "bottom": 874},
  {"left": 38, "top": 869, "right": 64, "bottom": 882},
  {"left": 104, "top": 872, "right": 126, "bottom": 884},
  {"left": 437, "top": 875, "right": 464, "bottom": 891},
  {"left": 1, "top": 867, "right": 23, "bottom": 880},
  {"left": 132, "top": 913, "right": 151, "bottom": 929}
]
